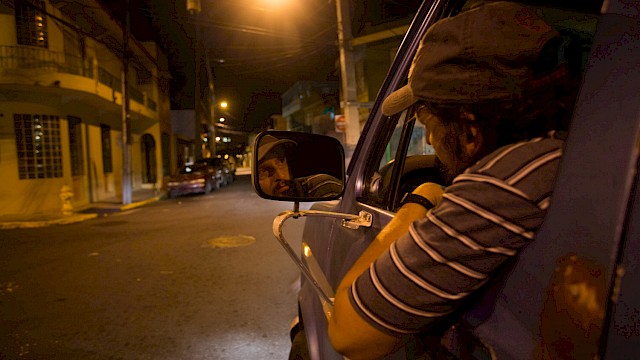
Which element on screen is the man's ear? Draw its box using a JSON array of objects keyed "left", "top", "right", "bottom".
[{"left": 462, "top": 112, "right": 483, "bottom": 157}]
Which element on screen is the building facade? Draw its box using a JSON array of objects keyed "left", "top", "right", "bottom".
[
  {"left": 278, "top": 11, "right": 414, "bottom": 150},
  {"left": 281, "top": 81, "right": 341, "bottom": 137},
  {"left": 0, "top": 0, "right": 172, "bottom": 217}
]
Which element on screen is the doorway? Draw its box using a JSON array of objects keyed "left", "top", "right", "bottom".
[{"left": 141, "top": 134, "right": 157, "bottom": 183}]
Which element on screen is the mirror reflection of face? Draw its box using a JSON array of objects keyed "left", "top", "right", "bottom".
[{"left": 258, "top": 156, "right": 292, "bottom": 196}]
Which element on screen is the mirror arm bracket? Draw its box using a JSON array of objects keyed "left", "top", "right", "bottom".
[
  {"left": 272, "top": 209, "right": 373, "bottom": 313},
  {"left": 341, "top": 210, "right": 373, "bottom": 229}
]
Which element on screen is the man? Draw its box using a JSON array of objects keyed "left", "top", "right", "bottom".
[
  {"left": 257, "top": 134, "right": 343, "bottom": 198},
  {"left": 328, "top": 2, "right": 579, "bottom": 359},
  {"left": 257, "top": 135, "right": 298, "bottom": 197}
]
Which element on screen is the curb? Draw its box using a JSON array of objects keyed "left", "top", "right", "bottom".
[
  {"left": 0, "top": 213, "right": 99, "bottom": 230},
  {"left": 0, "top": 195, "right": 164, "bottom": 230},
  {"left": 120, "top": 195, "right": 164, "bottom": 211}
]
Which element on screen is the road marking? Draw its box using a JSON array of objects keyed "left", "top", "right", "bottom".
[{"left": 201, "top": 235, "right": 256, "bottom": 248}]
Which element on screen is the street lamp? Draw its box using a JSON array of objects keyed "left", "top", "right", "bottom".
[
  {"left": 220, "top": 101, "right": 228, "bottom": 109},
  {"left": 261, "top": 0, "right": 287, "bottom": 7},
  {"left": 186, "top": 0, "right": 201, "bottom": 14}
]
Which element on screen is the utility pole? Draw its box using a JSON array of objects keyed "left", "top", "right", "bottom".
[
  {"left": 188, "top": 0, "right": 206, "bottom": 158},
  {"left": 335, "top": 0, "right": 360, "bottom": 149},
  {"left": 121, "top": 0, "right": 132, "bottom": 205}
]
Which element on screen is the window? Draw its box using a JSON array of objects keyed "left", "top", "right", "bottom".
[
  {"left": 14, "top": 114, "right": 62, "bottom": 179},
  {"left": 359, "top": 109, "right": 441, "bottom": 210},
  {"left": 101, "top": 124, "right": 113, "bottom": 173},
  {"left": 68, "top": 116, "right": 84, "bottom": 176},
  {"left": 15, "top": 0, "right": 48, "bottom": 48}
]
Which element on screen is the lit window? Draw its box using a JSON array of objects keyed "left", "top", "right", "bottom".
[
  {"left": 14, "top": 114, "right": 62, "bottom": 179},
  {"left": 15, "top": 0, "right": 48, "bottom": 48}
]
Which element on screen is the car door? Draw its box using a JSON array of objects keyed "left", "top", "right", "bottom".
[{"left": 298, "top": 2, "right": 464, "bottom": 358}]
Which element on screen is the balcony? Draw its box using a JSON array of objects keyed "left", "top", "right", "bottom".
[{"left": 0, "top": 45, "right": 158, "bottom": 115}]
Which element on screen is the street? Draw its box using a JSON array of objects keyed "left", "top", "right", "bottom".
[{"left": 0, "top": 175, "right": 307, "bottom": 360}]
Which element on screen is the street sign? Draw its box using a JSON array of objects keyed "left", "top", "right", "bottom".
[{"left": 335, "top": 114, "right": 346, "bottom": 133}]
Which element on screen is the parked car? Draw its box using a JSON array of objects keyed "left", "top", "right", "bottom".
[
  {"left": 225, "top": 157, "right": 237, "bottom": 180},
  {"left": 167, "top": 158, "right": 228, "bottom": 198},
  {"left": 198, "top": 157, "right": 235, "bottom": 186},
  {"left": 217, "top": 154, "right": 238, "bottom": 179},
  {"left": 252, "top": 0, "right": 640, "bottom": 359}
]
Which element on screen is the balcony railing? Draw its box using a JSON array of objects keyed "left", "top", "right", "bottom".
[
  {"left": 128, "top": 85, "right": 144, "bottom": 104},
  {"left": 0, "top": 45, "right": 92, "bottom": 77},
  {"left": 0, "top": 45, "right": 158, "bottom": 112},
  {"left": 97, "top": 66, "right": 122, "bottom": 91},
  {"left": 147, "top": 98, "right": 157, "bottom": 111}
]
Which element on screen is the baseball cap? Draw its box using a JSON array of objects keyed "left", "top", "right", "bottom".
[
  {"left": 258, "top": 135, "right": 297, "bottom": 162},
  {"left": 382, "top": 1, "right": 565, "bottom": 116}
]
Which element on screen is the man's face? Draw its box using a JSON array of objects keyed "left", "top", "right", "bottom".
[
  {"left": 416, "top": 105, "right": 477, "bottom": 183},
  {"left": 258, "top": 156, "right": 292, "bottom": 196}
]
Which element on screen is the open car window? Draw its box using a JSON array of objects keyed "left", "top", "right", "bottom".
[{"left": 360, "top": 107, "right": 443, "bottom": 211}]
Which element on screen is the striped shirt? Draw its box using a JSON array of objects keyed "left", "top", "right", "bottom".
[
  {"left": 293, "top": 174, "right": 343, "bottom": 198},
  {"left": 349, "top": 136, "right": 564, "bottom": 335}
]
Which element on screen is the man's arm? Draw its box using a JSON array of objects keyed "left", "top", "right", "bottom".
[{"left": 328, "top": 183, "right": 444, "bottom": 360}]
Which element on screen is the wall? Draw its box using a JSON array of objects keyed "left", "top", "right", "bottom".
[
  {"left": 0, "top": 102, "right": 77, "bottom": 215},
  {"left": 0, "top": 5, "right": 16, "bottom": 45}
]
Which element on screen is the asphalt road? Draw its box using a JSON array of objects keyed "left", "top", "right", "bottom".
[{"left": 0, "top": 175, "right": 308, "bottom": 360}]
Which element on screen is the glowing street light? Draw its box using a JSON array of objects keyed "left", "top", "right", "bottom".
[
  {"left": 261, "top": 0, "right": 287, "bottom": 7},
  {"left": 219, "top": 117, "right": 225, "bottom": 122},
  {"left": 220, "top": 101, "right": 228, "bottom": 109}
]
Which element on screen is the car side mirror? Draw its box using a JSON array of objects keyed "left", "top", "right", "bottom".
[{"left": 252, "top": 131, "right": 345, "bottom": 202}]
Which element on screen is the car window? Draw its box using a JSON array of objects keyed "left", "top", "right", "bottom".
[
  {"left": 194, "top": 158, "right": 225, "bottom": 168},
  {"left": 358, "top": 107, "right": 439, "bottom": 210},
  {"left": 179, "top": 163, "right": 207, "bottom": 174}
]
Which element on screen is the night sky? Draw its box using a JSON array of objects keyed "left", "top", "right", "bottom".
[{"left": 100, "top": 0, "right": 421, "bottom": 132}]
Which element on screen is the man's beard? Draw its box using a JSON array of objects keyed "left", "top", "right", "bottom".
[
  {"left": 435, "top": 155, "right": 474, "bottom": 186},
  {"left": 274, "top": 180, "right": 295, "bottom": 196}
]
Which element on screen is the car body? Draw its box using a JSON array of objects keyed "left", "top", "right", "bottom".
[
  {"left": 198, "top": 157, "right": 235, "bottom": 186},
  {"left": 167, "top": 158, "right": 231, "bottom": 198},
  {"left": 222, "top": 156, "right": 237, "bottom": 180},
  {"left": 252, "top": 0, "right": 640, "bottom": 359}
]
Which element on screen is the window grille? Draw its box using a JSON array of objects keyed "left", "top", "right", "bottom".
[
  {"left": 15, "top": 0, "right": 48, "bottom": 48},
  {"left": 14, "top": 114, "right": 62, "bottom": 179},
  {"left": 68, "top": 116, "right": 84, "bottom": 176},
  {"left": 101, "top": 124, "right": 113, "bottom": 173}
]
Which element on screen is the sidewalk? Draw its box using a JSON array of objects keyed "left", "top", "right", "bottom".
[
  {"left": 235, "top": 167, "right": 251, "bottom": 176},
  {"left": 0, "top": 188, "right": 165, "bottom": 230}
]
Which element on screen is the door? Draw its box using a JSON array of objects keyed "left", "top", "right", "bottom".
[{"left": 141, "top": 134, "right": 157, "bottom": 184}]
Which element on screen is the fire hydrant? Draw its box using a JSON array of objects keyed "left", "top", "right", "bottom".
[{"left": 59, "top": 185, "right": 74, "bottom": 216}]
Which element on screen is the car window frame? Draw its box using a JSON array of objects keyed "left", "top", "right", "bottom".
[{"left": 346, "top": 0, "right": 458, "bottom": 211}]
